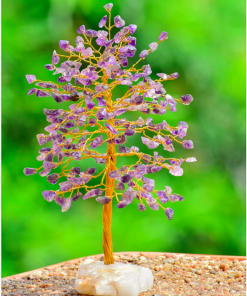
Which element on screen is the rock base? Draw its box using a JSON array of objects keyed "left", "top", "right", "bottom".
[{"left": 75, "top": 258, "right": 153, "bottom": 296}]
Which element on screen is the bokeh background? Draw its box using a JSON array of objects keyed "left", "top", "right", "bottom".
[{"left": 2, "top": 0, "right": 246, "bottom": 277}]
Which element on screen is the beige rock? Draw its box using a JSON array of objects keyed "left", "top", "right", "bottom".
[{"left": 75, "top": 260, "right": 153, "bottom": 296}]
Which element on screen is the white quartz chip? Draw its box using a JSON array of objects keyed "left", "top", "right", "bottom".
[{"left": 75, "top": 259, "right": 153, "bottom": 296}]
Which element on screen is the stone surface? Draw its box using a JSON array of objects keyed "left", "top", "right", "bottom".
[
  {"left": 2, "top": 253, "right": 246, "bottom": 295},
  {"left": 75, "top": 258, "right": 153, "bottom": 296}
]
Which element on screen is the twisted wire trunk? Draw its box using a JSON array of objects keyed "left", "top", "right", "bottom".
[
  {"left": 102, "top": 79, "right": 115, "bottom": 264},
  {"left": 103, "top": 142, "right": 116, "bottom": 264}
]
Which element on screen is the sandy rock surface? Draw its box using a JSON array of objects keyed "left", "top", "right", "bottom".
[{"left": 1, "top": 253, "right": 246, "bottom": 295}]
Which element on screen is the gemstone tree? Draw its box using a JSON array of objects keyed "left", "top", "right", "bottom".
[{"left": 24, "top": 3, "right": 196, "bottom": 265}]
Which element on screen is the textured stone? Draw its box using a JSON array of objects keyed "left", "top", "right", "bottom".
[{"left": 75, "top": 259, "right": 153, "bottom": 296}]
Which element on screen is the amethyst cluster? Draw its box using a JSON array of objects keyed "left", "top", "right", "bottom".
[{"left": 24, "top": 3, "right": 196, "bottom": 219}]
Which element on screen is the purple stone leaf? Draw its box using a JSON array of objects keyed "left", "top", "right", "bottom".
[
  {"left": 83, "top": 188, "right": 103, "bottom": 200},
  {"left": 130, "top": 146, "right": 139, "bottom": 153},
  {"left": 37, "top": 90, "right": 51, "bottom": 97},
  {"left": 52, "top": 93, "right": 64, "bottom": 103},
  {"left": 160, "top": 196, "right": 169, "bottom": 204},
  {"left": 182, "top": 140, "right": 194, "bottom": 149},
  {"left": 86, "top": 100, "right": 95, "bottom": 110},
  {"left": 39, "top": 169, "right": 51, "bottom": 176},
  {"left": 135, "top": 166, "right": 146, "bottom": 178},
  {"left": 165, "top": 208, "right": 174, "bottom": 220},
  {"left": 37, "top": 134, "right": 46, "bottom": 146},
  {"left": 142, "top": 64, "right": 152, "bottom": 75},
  {"left": 139, "top": 50, "right": 149, "bottom": 58},
  {"left": 165, "top": 186, "right": 172, "bottom": 195},
  {"left": 99, "top": 15, "right": 107, "bottom": 28},
  {"left": 45, "top": 151, "right": 54, "bottom": 162},
  {"left": 26, "top": 75, "right": 36, "bottom": 84},
  {"left": 47, "top": 173, "right": 59, "bottom": 184},
  {"left": 85, "top": 29, "right": 98, "bottom": 38},
  {"left": 141, "top": 137, "right": 159, "bottom": 149},
  {"left": 104, "top": 3, "right": 113, "bottom": 12},
  {"left": 71, "top": 167, "right": 81, "bottom": 175},
  {"left": 58, "top": 76, "right": 66, "bottom": 83},
  {"left": 109, "top": 170, "right": 121, "bottom": 180},
  {"left": 117, "top": 201, "right": 127, "bottom": 208},
  {"left": 116, "top": 182, "right": 125, "bottom": 191},
  {"left": 169, "top": 165, "right": 183, "bottom": 176},
  {"left": 181, "top": 94, "right": 194, "bottom": 105},
  {"left": 142, "top": 176, "right": 155, "bottom": 187},
  {"left": 125, "top": 129, "right": 135, "bottom": 136},
  {"left": 59, "top": 181, "right": 73, "bottom": 191},
  {"left": 143, "top": 184, "right": 154, "bottom": 192},
  {"left": 28, "top": 88, "right": 37, "bottom": 95},
  {"left": 114, "top": 15, "right": 125, "bottom": 28},
  {"left": 42, "top": 190, "right": 57, "bottom": 202},
  {"left": 185, "top": 157, "right": 197, "bottom": 162},
  {"left": 157, "top": 190, "right": 167, "bottom": 198},
  {"left": 151, "top": 166, "right": 162, "bottom": 173},
  {"left": 149, "top": 202, "right": 159, "bottom": 210},
  {"left": 52, "top": 50, "right": 60, "bottom": 64},
  {"left": 76, "top": 37, "right": 84, "bottom": 47},
  {"left": 94, "top": 157, "right": 106, "bottom": 164},
  {"left": 59, "top": 40, "right": 70, "bottom": 51},
  {"left": 96, "top": 196, "right": 111, "bottom": 205},
  {"left": 118, "top": 145, "right": 130, "bottom": 153},
  {"left": 71, "top": 151, "right": 81, "bottom": 160},
  {"left": 23, "top": 168, "right": 37, "bottom": 176},
  {"left": 77, "top": 25, "right": 86, "bottom": 34},
  {"left": 156, "top": 73, "right": 169, "bottom": 80},
  {"left": 138, "top": 204, "right": 146, "bottom": 211},
  {"left": 159, "top": 31, "right": 168, "bottom": 41},
  {"left": 169, "top": 72, "right": 179, "bottom": 79},
  {"left": 169, "top": 194, "right": 183, "bottom": 202},
  {"left": 115, "top": 108, "right": 127, "bottom": 116},
  {"left": 157, "top": 191, "right": 169, "bottom": 203},
  {"left": 90, "top": 135, "right": 103, "bottom": 148},
  {"left": 105, "top": 123, "right": 118, "bottom": 134},
  {"left": 121, "top": 174, "right": 131, "bottom": 183},
  {"left": 61, "top": 197, "right": 72, "bottom": 212},
  {"left": 72, "top": 192, "right": 82, "bottom": 201},
  {"left": 72, "top": 177, "right": 85, "bottom": 185},
  {"left": 39, "top": 147, "right": 52, "bottom": 154},
  {"left": 45, "top": 64, "right": 55, "bottom": 71},
  {"left": 149, "top": 42, "right": 158, "bottom": 52},
  {"left": 129, "top": 24, "right": 137, "bottom": 34}
]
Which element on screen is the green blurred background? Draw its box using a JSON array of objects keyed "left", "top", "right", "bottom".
[{"left": 2, "top": 0, "right": 246, "bottom": 277}]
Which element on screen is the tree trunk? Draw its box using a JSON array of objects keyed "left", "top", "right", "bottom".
[
  {"left": 102, "top": 142, "right": 116, "bottom": 265},
  {"left": 102, "top": 85, "right": 116, "bottom": 265}
]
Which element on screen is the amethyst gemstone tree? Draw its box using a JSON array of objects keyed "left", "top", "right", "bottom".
[{"left": 24, "top": 3, "right": 196, "bottom": 268}]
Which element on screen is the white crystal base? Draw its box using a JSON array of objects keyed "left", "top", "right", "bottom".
[{"left": 75, "top": 258, "right": 153, "bottom": 296}]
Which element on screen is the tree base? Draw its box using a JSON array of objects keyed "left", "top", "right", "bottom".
[{"left": 75, "top": 257, "right": 153, "bottom": 296}]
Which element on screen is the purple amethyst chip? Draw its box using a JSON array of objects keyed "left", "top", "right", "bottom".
[
  {"left": 159, "top": 31, "right": 168, "bottom": 41},
  {"left": 117, "top": 201, "right": 127, "bottom": 209},
  {"left": 182, "top": 140, "right": 194, "bottom": 149},
  {"left": 96, "top": 196, "right": 111, "bottom": 205},
  {"left": 121, "top": 174, "right": 131, "bottom": 183},
  {"left": 104, "top": 3, "right": 113, "bottom": 12},
  {"left": 26, "top": 75, "right": 36, "bottom": 84},
  {"left": 23, "top": 168, "right": 37, "bottom": 176},
  {"left": 72, "top": 192, "right": 82, "bottom": 201},
  {"left": 114, "top": 15, "right": 125, "bottom": 28},
  {"left": 165, "top": 208, "right": 174, "bottom": 220},
  {"left": 138, "top": 204, "right": 146, "bottom": 211},
  {"left": 42, "top": 190, "right": 57, "bottom": 202},
  {"left": 181, "top": 94, "right": 194, "bottom": 105},
  {"left": 99, "top": 15, "right": 107, "bottom": 28}
]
